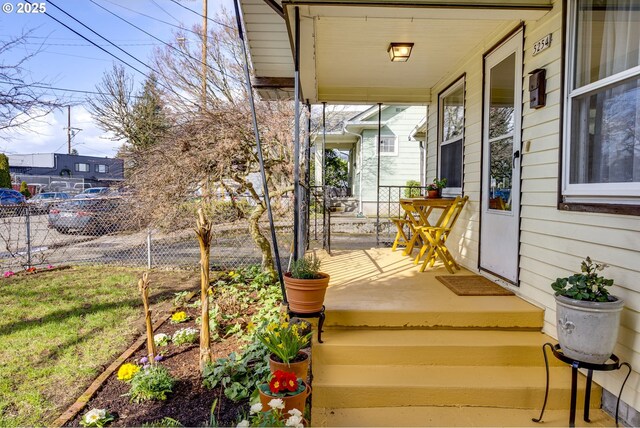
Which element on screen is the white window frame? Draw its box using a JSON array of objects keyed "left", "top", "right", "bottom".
[
  {"left": 438, "top": 77, "right": 465, "bottom": 196},
  {"left": 75, "top": 163, "right": 89, "bottom": 172},
  {"left": 95, "top": 164, "right": 108, "bottom": 173},
  {"left": 562, "top": 0, "right": 640, "bottom": 204},
  {"left": 378, "top": 135, "right": 398, "bottom": 156}
]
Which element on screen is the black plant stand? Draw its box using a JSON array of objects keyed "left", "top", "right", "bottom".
[
  {"left": 287, "top": 305, "right": 325, "bottom": 343},
  {"left": 533, "top": 343, "right": 632, "bottom": 428}
]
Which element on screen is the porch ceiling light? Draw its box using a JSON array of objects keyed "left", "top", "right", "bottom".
[{"left": 388, "top": 43, "right": 414, "bottom": 62}]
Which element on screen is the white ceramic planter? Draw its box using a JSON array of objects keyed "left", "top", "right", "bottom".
[{"left": 555, "top": 295, "right": 624, "bottom": 364}]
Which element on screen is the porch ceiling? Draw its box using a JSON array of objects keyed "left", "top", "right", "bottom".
[
  {"left": 287, "top": 3, "right": 551, "bottom": 104},
  {"left": 239, "top": 0, "right": 552, "bottom": 103}
]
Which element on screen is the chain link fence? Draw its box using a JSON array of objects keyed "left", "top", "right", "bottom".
[{"left": 0, "top": 194, "right": 294, "bottom": 273}]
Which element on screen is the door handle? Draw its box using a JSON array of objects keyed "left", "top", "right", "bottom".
[{"left": 512, "top": 150, "right": 520, "bottom": 168}]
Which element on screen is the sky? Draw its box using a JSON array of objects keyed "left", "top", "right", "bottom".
[{"left": 0, "top": 0, "right": 235, "bottom": 157}]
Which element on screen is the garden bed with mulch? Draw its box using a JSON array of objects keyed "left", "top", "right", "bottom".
[
  {"left": 66, "top": 267, "right": 286, "bottom": 428},
  {"left": 67, "top": 304, "right": 249, "bottom": 427}
]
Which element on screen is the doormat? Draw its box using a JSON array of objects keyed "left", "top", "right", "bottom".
[{"left": 436, "top": 275, "right": 515, "bottom": 296}]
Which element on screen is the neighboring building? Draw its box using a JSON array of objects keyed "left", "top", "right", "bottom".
[
  {"left": 241, "top": 0, "right": 640, "bottom": 421},
  {"left": 8, "top": 153, "right": 124, "bottom": 185},
  {"left": 314, "top": 105, "right": 426, "bottom": 215}
]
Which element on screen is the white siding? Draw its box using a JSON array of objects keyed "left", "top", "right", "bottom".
[
  {"left": 424, "top": 0, "right": 640, "bottom": 411},
  {"left": 357, "top": 106, "right": 427, "bottom": 214}
]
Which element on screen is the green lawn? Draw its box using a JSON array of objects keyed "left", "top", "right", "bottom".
[{"left": 0, "top": 266, "right": 197, "bottom": 427}]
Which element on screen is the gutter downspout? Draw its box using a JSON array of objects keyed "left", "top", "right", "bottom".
[{"left": 343, "top": 124, "right": 364, "bottom": 216}]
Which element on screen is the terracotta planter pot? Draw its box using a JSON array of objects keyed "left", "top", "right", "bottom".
[
  {"left": 269, "top": 351, "right": 309, "bottom": 379},
  {"left": 258, "top": 381, "right": 311, "bottom": 416},
  {"left": 284, "top": 272, "right": 330, "bottom": 313},
  {"left": 427, "top": 189, "right": 439, "bottom": 198}
]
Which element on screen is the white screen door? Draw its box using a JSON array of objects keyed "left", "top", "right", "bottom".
[{"left": 480, "top": 30, "right": 523, "bottom": 284}]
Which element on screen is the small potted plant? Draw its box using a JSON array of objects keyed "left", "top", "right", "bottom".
[
  {"left": 258, "top": 370, "right": 310, "bottom": 417},
  {"left": 427, "top": 177, "right": 447, "bottom": 198},
  {"left": 284, "top": 255, "right": 330, "bottom": 313},
  {"left": 257, "top": 320, "right": 312, "bottom": 379},
  {"left": 551, "top": 257, "right": 624, "bottom": 364}
]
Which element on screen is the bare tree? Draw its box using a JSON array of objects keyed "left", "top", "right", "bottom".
[{"left": 0, "top": 31, "right": 60, "bottom": 134}]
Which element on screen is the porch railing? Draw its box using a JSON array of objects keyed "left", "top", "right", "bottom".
[{"left": 376, "top": 185, "right": 429, "bottom": 246}]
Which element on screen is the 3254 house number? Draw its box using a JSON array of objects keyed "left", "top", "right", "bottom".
[{"left": 532, "top": 34, "right": 552, "bottom": 56}]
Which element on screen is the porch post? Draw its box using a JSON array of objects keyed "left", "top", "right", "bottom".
[
  {"left": 305, "top": 102, "right": 311, "bottom": 250},
  {"left": 322, "top": 101, "right": 328, "bottom": 250},
  {"left": 293, "top": 6, "right": 302, "bottom": 261},
  {"left": 232, "top": 0, "right": 286, "bottom": 302},
  {"left": 376, "top": 103, "right": 382, "bottom": 246}
]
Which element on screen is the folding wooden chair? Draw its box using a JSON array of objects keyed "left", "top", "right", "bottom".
[
  {"left": 415, "top": 196, "right": 469, "bottom": 273},
  {"left": 390, "top": 201, "right": 423, "bottom": 254}
]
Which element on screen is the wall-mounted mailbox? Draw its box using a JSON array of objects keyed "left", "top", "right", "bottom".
[{"left": 529, "top": 68, "right": 546, "bottom": 109}]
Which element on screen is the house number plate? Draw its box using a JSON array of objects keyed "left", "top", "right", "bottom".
[{"left": 532, "top": 34, "right": 552, "bottom": 56}]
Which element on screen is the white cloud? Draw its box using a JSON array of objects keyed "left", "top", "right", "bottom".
[{"left": 0, "top": 105, "right": 124, "bottom": 157}]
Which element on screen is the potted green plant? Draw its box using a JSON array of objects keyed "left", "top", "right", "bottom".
[
  {"left": 284, "top": 255, "right": 330, "bottom": 314},
  {"left": 427, "top": 177, "right": 447, "bottom": 198},
  {"left": 256, "top": 320, "right": 312, "bottom": 379},
  {"left": 551, "top": 257, "right": 624, "bottom": 364},
  {"left": 257, "top": 370, "right": 310, "bottom": 417}
]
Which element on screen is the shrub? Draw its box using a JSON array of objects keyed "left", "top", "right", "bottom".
[
  {"left": 404, "top": 180, "right": 421, "bottom": 198},
  {"left": 19, "top": 181, "right": 31, "bottom": 198},
  {"left": 172, "top": 327, "right": 199, "bottom": 346},
  {"left": 0, "top": 154, "right": 10, "bottom": 189},
  {"left": 128, "top": 365, "right": 175, "bottom": 403}
]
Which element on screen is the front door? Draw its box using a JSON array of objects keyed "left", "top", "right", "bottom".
[{"left": 480, "top": 30, "right": 523, "bottom": 284}]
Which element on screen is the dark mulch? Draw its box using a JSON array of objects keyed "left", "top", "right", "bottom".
[{"left": 67, "top": 305, "right": 249, "bottom": 427}]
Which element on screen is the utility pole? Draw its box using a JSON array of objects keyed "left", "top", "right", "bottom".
[
  {"left": 201, "top": 0, "right": 208, "bottom": 110},
  {"left": 67, "top": 106, "right": 71, "bottom": 154}
]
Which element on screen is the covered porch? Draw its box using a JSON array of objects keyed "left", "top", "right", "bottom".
[{"left": 311, "top": 247, "right": 614, "bottom": 426}]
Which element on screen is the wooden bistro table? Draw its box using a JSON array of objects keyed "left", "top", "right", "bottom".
[
  {"left": 397, "top": 196, "right": 469, "bottom": 273},
  {"left": 398, "top": 197, "right": 457, "bottom": 259}
]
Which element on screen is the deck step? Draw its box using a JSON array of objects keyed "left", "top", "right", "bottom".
[
  {"left": 312, "top": 365, "right": 600, "bottom": 410},
  {"left": 313, "top": 329, "right": 562, "bottom": 366},
  {"left": 312, "top": 406, "right": 614, "bottom": 427},
  {"left": 324, "top": 305, "right": 544, "bottom": 329}
]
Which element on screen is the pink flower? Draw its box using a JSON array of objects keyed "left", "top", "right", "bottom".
[
  {"left": 4, "top": 271, "right": 15, "bottom": 278},
  {"left": 47, "top": 265, "right": 54, "bottom": 269}
]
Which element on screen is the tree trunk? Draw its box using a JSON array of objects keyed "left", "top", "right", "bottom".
[
  {"left": 195, "top": 207, "right": 212, "bottom": 371},
  {"left": 138, "top": 272, "right": 157, "bottom": 364},
  {"left": 249, "top": 202, "right": 275, "bottom": 275}
]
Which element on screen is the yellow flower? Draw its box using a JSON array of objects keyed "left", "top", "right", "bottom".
[
  {"left": 171, "top": 311, "right": 188, "bottom": 323},
  {"left": 246, "top": 321, "right": 255, "bottom": 333},
  {"left": 277, "top": 343, "right": 284, "bottom": 348},
  {"left": 267, "top": 322, "right": 277, "bottom": 332},
  {"left": 117, "top": 363, "right": 139, "bottom": 381},
  {"left": 281, "top": 322, "right": 289, "bottom": 329}
]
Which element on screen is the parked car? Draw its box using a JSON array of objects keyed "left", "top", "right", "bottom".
[
  {"left": 0, "top": 188, "right": 26, "bottom": 205},
  {"left": 48, "top": 197, "right": 123, "bottom": 235},
  {"left": 45, "top": 181, "right": 73, "bottom": 192},
  {"left": 73, "top": 183, "right": 92, "bottom": 192},
  {"left": 0, "top": 188, "right": 26, "bottom": 216},
  {"left": 27, "top": 192, "right": 71, "bottom": 214},
  {"left": 74, "top": 187, "right": 110, "bottom": 199}
]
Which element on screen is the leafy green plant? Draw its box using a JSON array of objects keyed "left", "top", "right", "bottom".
[
  {"left": 236, "top": 402, "right": 304, "bottom": 427},
  {"left": 172, "top": 291, "right": 191, "bottom": 308},
  {"left": 172, "top": 327, "right": 199, "bottom": 346},
  {"left": 404, "top": 180, "right": 421, "bottom": 198},
  {"left": 427, "top": 177, "right": 447, "bottom": 191},
  {"left": 202, "top": 337, "right": 271, "bottom": 402},
  {"left": 141, "top": 417, "right": 183, "bottom": 427},
  {"left": 288, "top": 255, "right": 322, "bottom": 279},
  {"left": 551, "top": 257, "right": 615, "bottom": 302},
  {"left": 256, "top": 321, "right": 311, "bottom": 364},
  {"left": 19, "top": 181, "right": 31, "bottom": 198},
  {"left": 128, "top": 365, "right": 175, "bottom": 403}
]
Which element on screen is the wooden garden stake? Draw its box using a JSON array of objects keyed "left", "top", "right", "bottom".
[
  {"left": 195, "top": 207, "right": 213, "bottom": 371},
  {"left": 138, "top": 272, "right": 157, "bottom": 363}
]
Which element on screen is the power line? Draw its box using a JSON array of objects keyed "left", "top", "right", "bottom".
[
  {"left": 16, "top": 41, "right": 159, "bottom": 47},
  {"left": 150, "top": 0, "right": 182, "bottom": 25},
  {"left": 45, "top": 0, "right": 159, "bottom": 75},
  {"left": 0, "top": 80, "right": 143, "bottom": 97},
  {"left": 95, "top": 0, "right": 202, "bottom": 38},
  {"left": 37, "top": 50, "right": 113, "bottom": 62},
  {"left": 26, "top": 0, "right": 201, "bottom": 110},
  {"left": 167, "top": 0, "right": 234, "bottom": 30},
  {"left": 88, "top": 0, "right": 243, "bottom": 85}
]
